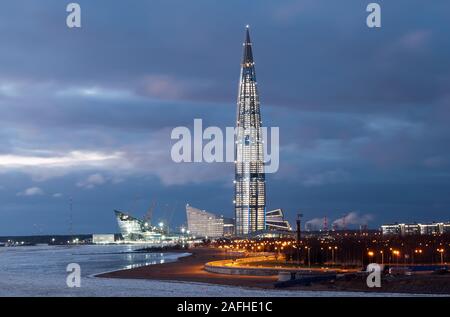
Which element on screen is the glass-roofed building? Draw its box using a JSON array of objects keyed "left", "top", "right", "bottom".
[{"left": 114, "top": 210, "right": 164, "bottom": 242}]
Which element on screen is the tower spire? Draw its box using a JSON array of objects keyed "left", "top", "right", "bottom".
[{"left": 242, "top": 26, "right": 254, "bottom": 65}]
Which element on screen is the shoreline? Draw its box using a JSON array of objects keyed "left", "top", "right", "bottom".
[
  {"left": 97, "top": 247, "right": 450, "bottom": 295},
  {"left": 88, "top": 251, "right": 192, "bottom": 279},
  {"left": 97, "top": 247, "right": 278, "bottom": 289}
]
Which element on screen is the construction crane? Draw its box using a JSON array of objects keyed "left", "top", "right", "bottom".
[
  {"left": 161, "top": 203, "right": 176, "bottom": 234},
  {"left": 144, "top": 201, "right": 156, "bottom": 224},
  {"left": 323, "top": 216, "right": 328, "bottom": 232}
]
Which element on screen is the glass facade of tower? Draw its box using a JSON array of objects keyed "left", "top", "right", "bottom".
[{"left": 234, "top": 27, "right": 266, "bottom": 236}]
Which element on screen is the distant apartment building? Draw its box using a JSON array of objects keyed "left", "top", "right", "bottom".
[
  {"left": 381, "top": 222, "right": 450, "bottom": 236},
  {"left": 186, "top": 204, "right": 234, "bottom": 238}
]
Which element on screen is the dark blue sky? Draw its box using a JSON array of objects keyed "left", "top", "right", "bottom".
[{"left": 1, "top": 0, "right": 449, "bottom": 235}]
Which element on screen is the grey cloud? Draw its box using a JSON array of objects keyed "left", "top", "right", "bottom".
[
  {"left": 17, "top": 186, "right": 45, "bottom": 197},
  {"left": 1, "top": 0, "right": 450, "bottom": 233}
]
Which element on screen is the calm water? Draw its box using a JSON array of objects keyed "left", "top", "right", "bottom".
[{"left": 0, "top": 245, "right": 186, "bottom": 277}]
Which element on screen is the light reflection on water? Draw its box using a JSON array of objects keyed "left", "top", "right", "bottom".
[{"left": 124, "top": 259, "right": 165, "bottom": 270}]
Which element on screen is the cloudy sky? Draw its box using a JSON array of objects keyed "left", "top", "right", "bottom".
[{"left": 1, "top": 0, "right": 449, "bottom": 235}]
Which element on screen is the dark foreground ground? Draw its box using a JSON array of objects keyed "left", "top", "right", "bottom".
[
  {"left": 289, "top": 273, "right": 450, "bottom": 295},
  {"left": 98, "top": 247, "right": 450, "bottom": 295}
]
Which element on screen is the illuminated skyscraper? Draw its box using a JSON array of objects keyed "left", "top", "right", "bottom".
[{"left": 234, "top": 26, "right": 266, "bottom": 235}]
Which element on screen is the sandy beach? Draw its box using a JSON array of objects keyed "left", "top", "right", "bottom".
[{"left": 98, "top": 247, "right": 278, "bottom": 289}]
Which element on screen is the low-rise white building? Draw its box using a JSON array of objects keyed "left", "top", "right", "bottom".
[{"left": 92, "top": 234, "right": 115, "bottom": 244}]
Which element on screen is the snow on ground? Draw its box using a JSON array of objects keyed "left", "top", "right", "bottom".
[{"left": 0, "top": 245, "right": 431, "bottom": 297}]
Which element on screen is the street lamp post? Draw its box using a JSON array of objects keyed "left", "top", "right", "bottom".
[
  {"left": 328, "top": 246, "right": 337, "bottom": 265},
  {"left": 306, "top": 247, "right": 311, "bottom": 268},
  {"left": 392, "top": 250, "right": 400, "bottom": 266},
  {"left": 413, "top": 249, "right": 422, "bottom": 265},
  {"left": 437, "top": 248, "right": 445, "bottom": 265},
  {"left": 296, "top": 213, "right": 303, "bottom": 267},
  {"left": 308, "top": 247, "right": 311, "bottom": 268}
]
